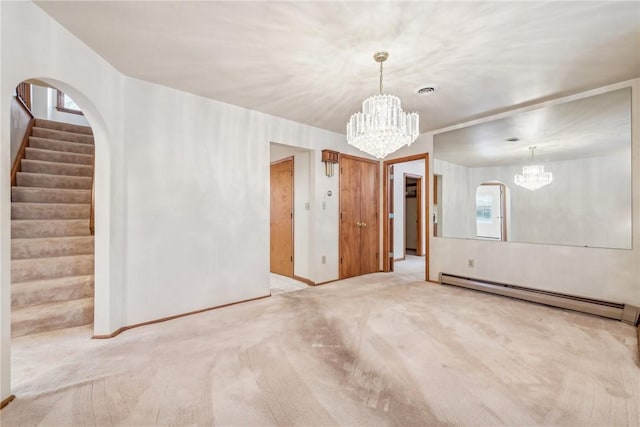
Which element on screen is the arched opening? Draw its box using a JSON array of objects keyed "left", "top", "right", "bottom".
[
  {"left": 10, "top": 79, "right": 95, "bottom": 338},
  {"left": 4, "top": 77, "right": 111, "bottom": 397},
  {"left": 475, "top": 182, "right": 510, "bottom": 241}
]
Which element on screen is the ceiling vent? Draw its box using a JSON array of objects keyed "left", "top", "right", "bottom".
[{"left": 416, "top": 85, "right": 438, "bottom": 95}]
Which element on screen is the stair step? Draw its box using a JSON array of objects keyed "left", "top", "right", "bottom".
[
  {"left": 12, "top": 254, "right": 94, "bottom": 283},
  {"left": 21, "top": 159, "right": 93, "bottom": 177},
  {"left": 12, "top": 236, "right": 94, "bottom": 260},
  {"left": 12, "top": 187, "right": 91, "bottom": 204},
  {"left": 31, "top": 127, "right": 94, "bottom": 145},
  {"left": 25, "top": 147, "right": 93, "bottom": 166},
  {"left": 12, "top": 297, "right": 93, "bottom": 338},
  {"left": 12, "top": 202, "right": 89, "bottom": 220},
  {"left": 12, "top": 275, "right": 94, "bottom": 309},
  {"left": 34, "top": 119, "right": 93, "bottom": 136},
  {"left": 12, "top": 219, "right": 90, "bottom": 239},
  {"left": 29, "top": 137, "right": 94, "bottom": 155},
  {"left": 17, "top": 172, "right": 92, "bottom": 189}
]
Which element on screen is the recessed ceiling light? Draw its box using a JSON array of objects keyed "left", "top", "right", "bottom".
[
  {"left": 505, "top": 137, "right": 520, "bottom": 142},
  {"left": 416, "top": 84, "right": 438, "bottom": 95}
]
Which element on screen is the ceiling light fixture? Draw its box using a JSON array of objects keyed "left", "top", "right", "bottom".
[
  {"left": 346, "top": 52, "right": 419, "bottom": 159},
  {"left": 514, "top": 146, "right": 553, "bottom": 191}
]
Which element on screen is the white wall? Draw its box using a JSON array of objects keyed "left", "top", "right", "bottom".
[
  {"left": 120, "top": 77, "right": 370, "bottom": 325},
  {"left": 1, "top": 1, "right": 127, "bottom": 402},
  {"left": 435, "top": 150, "right": 632, "bottom": 249},
  {"left": 392, "top": 160, "right": 426, "bottom": 259},
  {"left": 269, "top": 144, "right": 312, "bottom": 281},
  {"left": 0, "top": 0, "right": 6, "bottom": 403},
  {"left": 471, "top": 152, "right": 631, "bottom": 248},
  {"left": 0, "top": 0, "right": 372, "bottom": 402},
  {"left": 390, "top": 79, "right": 640, "bottom": 307},
  {"left": 433, "top": 159, "right": 470, "bottom": 239},
  {"left": 31, "top": 84, "right": 90, "bottom": 126}
]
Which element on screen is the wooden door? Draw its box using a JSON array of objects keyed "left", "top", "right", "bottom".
[
  {"left": 388, "top": 165, "right": 394, "bottom": 272},
  {"left": 270, "top": 158, "right": 294, "bottom": 276},
  {"left": 339, "top": 155, "right": 379, "bottom": 279},
  {"left": 339, "top": 156, "right": 362, "bottom": 279},
  {"left": 359, "top": 160, "right": 379, "bottom": 274}
]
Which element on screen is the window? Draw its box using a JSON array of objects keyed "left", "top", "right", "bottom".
[
  {"left": 56, "top": 90, "right": 83, "bottom": 115},
  {"left": 475, "top": 196, "right": 494, "bottom": 223}
]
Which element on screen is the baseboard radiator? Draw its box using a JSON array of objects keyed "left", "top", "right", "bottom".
[{"left": 440, "top": 273, "right": 640, "bottom": 326}]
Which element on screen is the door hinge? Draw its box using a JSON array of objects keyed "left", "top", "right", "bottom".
[
  {"left": 340, "top": 257, "right": 343, "bottom": 264},
  {"left": 291, "top": 256, "right": 293, "bottom": 262},
  {"left": 291, "top": 212, "right": 293, "bottom": 219},
  {"left": 390, "top": 174, "right": 394, "bottom": 180},
  {"left": 389, "top": 252, "right": 394, "bottom": 258},
  {"left": 389, "top": 212, "right": 394, "bottom": 219},
  {"left": 376, "top": 253, "right": 379, "bottom": 259}
]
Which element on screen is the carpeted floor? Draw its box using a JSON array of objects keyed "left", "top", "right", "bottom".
[{"left": 3, "top": 258, "right": 638, "bottom": 426}]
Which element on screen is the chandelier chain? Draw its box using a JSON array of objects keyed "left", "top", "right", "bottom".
[{"left": 379, "top": 61, "right": 383, "bottom": 94}]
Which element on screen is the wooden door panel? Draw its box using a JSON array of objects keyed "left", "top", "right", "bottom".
[
  {"left": 270, "top": 158, "right": 294, "bottom": 276},
  {"left": 388, "top": 165, "right": 394, "bottom": 272},
  {"left": 359, "top": 161, "right": 379, "bottom": 274},
  {"left": 339, "top": 157, "right": 361, "bottom": 279}
]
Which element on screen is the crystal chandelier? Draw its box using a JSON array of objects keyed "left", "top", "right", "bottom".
[
  {"left": 346, "top": 52, "right": 419, "bottom": 159},
  {"left": 514, "top": 146, "right": 553, "bottom": 191}
]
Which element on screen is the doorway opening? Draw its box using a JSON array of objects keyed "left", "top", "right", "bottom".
[
  {"left": 269, "top": 143, "right": 313, "bottom": 294},
  {"left": 7, "top": 79, "right": 105, "bottom": 400},
  {"left": 404, "top": 174, "right": 423, "bottom": 257},
  {"left": 475, "top": 182, "right": 508, "bottom": 241},
  {"left": 433, "top": 174, "right": 442, "bottom": 237},
  {"left": 383, "top": 154, "right": 429, "bottom": 281},
  {"left": 10, "top": 80, "right": 95, "bottom": 339}
]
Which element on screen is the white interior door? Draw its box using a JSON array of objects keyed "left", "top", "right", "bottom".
[{"left": 476, "top": 184, "right": 503, "bottom": 240}]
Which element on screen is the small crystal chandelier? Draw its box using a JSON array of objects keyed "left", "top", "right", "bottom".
[
  {"left": 346, "top": 52, "right": 419, "bottom": 159},
  {"left": 514, "top": 146, "right": 553, "bottom": 191}
]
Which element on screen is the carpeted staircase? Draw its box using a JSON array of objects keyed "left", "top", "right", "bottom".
[{"left": 11, "top": 118, "right": 94, "bottom": 337}]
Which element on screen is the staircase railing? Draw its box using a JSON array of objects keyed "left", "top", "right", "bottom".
[
  {"left": 16, "top": 83, "right": 31, "bottom": 111},
  {"left": 10, "top": 95, "right": 35, "bottom": 187}
]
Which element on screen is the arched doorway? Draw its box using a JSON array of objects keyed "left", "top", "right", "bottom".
[
  {"left": 10, "top": 80, "right": 96, "bottom": 337},
  {"left": 475, "top": 182, "right": 510, "bottom": 241},
  {"left": 2, "top": 77, "right": 112, "bottom": 402}
]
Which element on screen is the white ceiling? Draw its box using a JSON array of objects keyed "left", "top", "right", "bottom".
[
  {"left": 36, "top": 1, "right": 640, "bottom": 134},
  {"left": 433, "top": 87, "right": 632, "bottom": 167}
]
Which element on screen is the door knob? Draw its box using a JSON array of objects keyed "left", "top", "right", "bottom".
[
  {"left": 361, "top": 222, "right": 367, "bottom": 227},
  {"left": 356, "top": 222, "right": 362, "bottom": 228}
]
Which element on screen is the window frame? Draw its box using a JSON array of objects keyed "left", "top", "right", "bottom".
[{"left": 56, "top": 90, "right": 84, "bottom": 115}]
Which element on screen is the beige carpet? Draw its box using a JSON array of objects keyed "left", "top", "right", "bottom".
[{"left": 3, "top": 262, "right": 638, "bottom": 426}]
